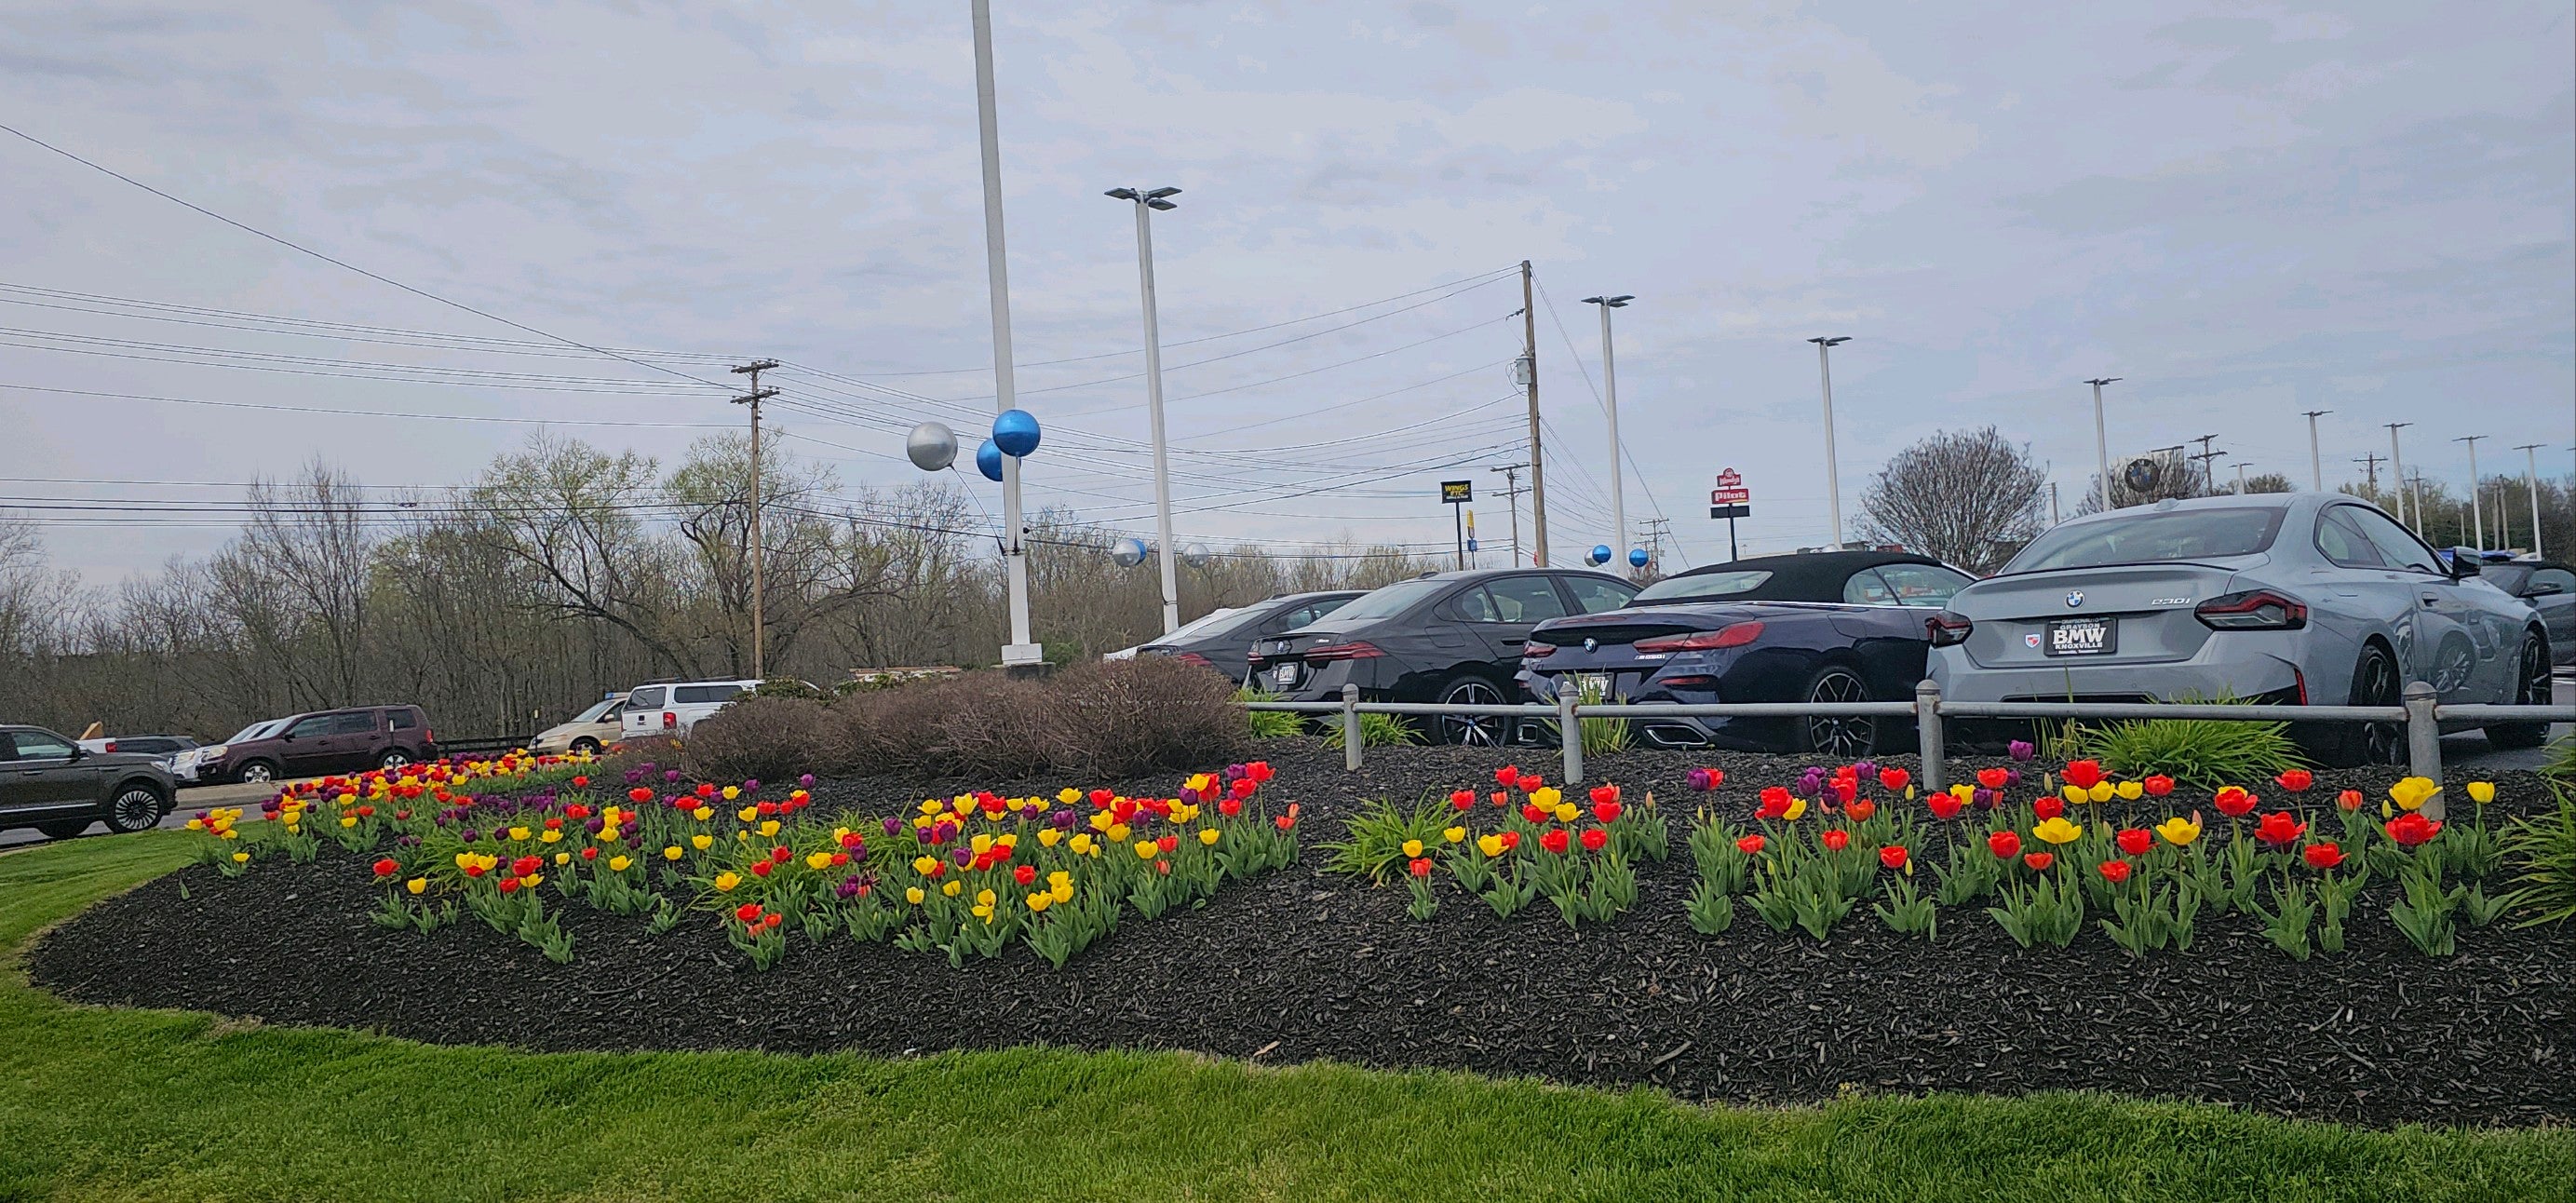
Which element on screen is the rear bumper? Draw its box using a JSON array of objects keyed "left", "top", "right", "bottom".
[{"left": 1930, "top": 645, "right": 2305, "bottom": 705}]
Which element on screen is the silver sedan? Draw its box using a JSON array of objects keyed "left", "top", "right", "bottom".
[{"left": 1928, "top": 493, "right": 2553, "bottom": 764}]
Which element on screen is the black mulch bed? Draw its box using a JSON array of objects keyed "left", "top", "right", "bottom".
[{"left": 28, "top": 743, "right": 2576, "bottom": 1129}]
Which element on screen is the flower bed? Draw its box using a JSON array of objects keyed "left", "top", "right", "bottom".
[{"left": 31, "top": 744, "right": 2574, "bottom": 1128}]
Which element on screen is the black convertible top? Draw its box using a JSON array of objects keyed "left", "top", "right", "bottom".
[{"left": 1652, "top": 550, "right": 1944, "bottom": 603}]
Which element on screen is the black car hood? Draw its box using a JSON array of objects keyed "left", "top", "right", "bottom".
[{"left": 80, "top": 752, "right": 169, "bottom": 769}]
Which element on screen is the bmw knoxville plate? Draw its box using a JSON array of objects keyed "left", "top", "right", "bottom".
[{"left": 2044, "top": 616, "right": 2115, "bottom": 656}]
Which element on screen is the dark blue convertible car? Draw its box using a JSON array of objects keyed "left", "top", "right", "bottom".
[{"left": 1517, "top": 550, "right": 1975, "bottom": 756}]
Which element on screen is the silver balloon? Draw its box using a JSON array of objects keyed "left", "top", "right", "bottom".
[
  {"left": 1111, "top": 537, "right": 1148, "bottom": 567},
  {"left": 906, "top": 422, "right": 959, "bottom": 472},
  {"left": 1181, "top": 542, "right": 1211, "bottom": 569}
]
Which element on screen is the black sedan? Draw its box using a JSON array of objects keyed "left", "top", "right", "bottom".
[
  {"left": 1517, "top": 551, "right": 1974, "bottom": 756},
  {"left": 1139, "top": 590, "right": 1366, "bottom": 684},
  {"left": 0, "top": 724, "right": 178, "bottom": 840},
  {"left": 2479, "top": 560, "right": 2576, "bottom": 666},
  {"left": 1250, "top": 568, "right": 1640, "bottom": 743}
]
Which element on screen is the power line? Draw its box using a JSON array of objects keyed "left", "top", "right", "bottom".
[{"left": 0, "top": 382, "right": 735, "bottom": 429}]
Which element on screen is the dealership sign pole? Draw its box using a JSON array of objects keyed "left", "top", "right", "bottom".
[
  {"left": 1708, "top": 468, "right": 1751, "bottom": 562},
  {"left": 1442, "top": 480, "right": 1473, "bottom": 570}
]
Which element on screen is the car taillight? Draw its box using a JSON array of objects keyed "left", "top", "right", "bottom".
[
  {"left": 1174, "top": 651, "right": 1213, "bottom": 667},
  {"left": 1925, "top": 612, "right": 1973, "bottom": 647},
  {"left": 1246, "top": 651, "right": 1266, "bottom": 666},
  {"left": 1303, "top": 641, "right": 1384, "bottom": 662},
  {"left": 1635, "top": 622, "right": 1764, "bottom": 654},
  {"left": 2196, "top": 589, "right": 2308, "bottom": 630},
  {"left": 102, "top": 741, "right": 117, "bottom": 753},
  {"left": 663, "top": 711, "right": 679, "bottom": 728},
  {"left": 1522, "top": 642, "right": 1557, "bottom": 658},
  {"left": 425, "top": 728, "right": 436, "bottom": 744}
]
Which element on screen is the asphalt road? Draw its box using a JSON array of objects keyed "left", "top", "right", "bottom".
[{"left": 7, "top": 679, "right": 2569, "bottom": 852}]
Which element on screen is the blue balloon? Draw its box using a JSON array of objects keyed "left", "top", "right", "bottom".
[
  {"left": 1589, "top": 544, "right": 1612, "bottom": 566},
  {"left": 975, "top": 438, "right": 1005, "bottom": 482},
  {"left": 991, "top": 408, "right": 1042, "bottom": 458},
  {"left": 1628, "top": 547, "right": 1651, "bottom": 568}
]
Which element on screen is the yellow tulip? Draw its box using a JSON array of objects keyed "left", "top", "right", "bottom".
[
  {"left": 339, "top": 816, "right": 358, "bottom": 829},
  {"left": 220, "top": 829, "right": 238, "bottom": 840},
  {"left": 2086, "top": 781, "right": 2115, "bottom": 804},
  {"left": 971, "top": 903, "right": 992, "bottom": 920},
  {"left": 906, "top": 886, "right": 926, "bottom": 904},
  {"left": 1071, "top": 833, "right": 1096, "bottom": 856},
  {"left": 942, "top": 880, "right": 962, "bottom": 897},
  {"left": 1402, "top": 839, "right": 1424, "bottom": 858},
  {"left": 912, "top": 856, "right": 940, "bottom": 875},
  {"left": 1443, "top": 826, "right": 1466, "bottom": 844},
  {"left": 757, "top": 819, "right": 779, "bottom": 837},
  {"left": 1038, "top": 828, "right": 1063, "bottom": 847},
  {"left": 1531, "top": 787, "right": 1561, "bottom": 809},
  {"left": 664, "top": 845, "right": 684, "bottom": 861},
  {"left": 1107, "top": 823, "right": 1131, "bottom": 843},
  {"left": 509, "top": 826, "right": 532, "bottom": 841},
  {"left": 1058, "top": 788, "right": 1082, "bottom": 804},
  {"left": 1027, "top": 892, "right": 1052, "bottom": 912},
  {"left": 714, "top": 872, "right": 740, "bottom": 892},
  {"left": 1050, "top": 882, "right": 1074, "bottom": 903},
  {"left": 2114, "top": 781, "right": 2144, "bottom": 801},
  {"left": 186, "top": 818, "right": 205, "bottom": 831},
  {"left": 2390, "top": 777, "right": 2440, "bottom": 812},
  {"left": 1089, "top": 812, "right": 1113, "bottom": 832},
  {"left": 1049, "top": 869, "right": 1072, "bottom": 885},
  {"left": 543, "top": 830, "right": 566, "bottom": 844},
  {"left": 1555, "top": 803, "right": 1579, "bottom": 823},
  {"left": 977, "top": 888, "right": 997, "bottom": 907},
  {"left": 692, "top": 833, "right": 714, "bottom": 851},
  {"left": 803, "top": 852, "right": 832, "bottom": 872},
  {"left": 609, "top": 855, "right": 630, "bottom": 872},
  {"left": 405, "top": 877, "right": 426, "bottom": 895},
  {"left": 921, "top": 799, "right": 945, "bottom": 815},
  {"left": 2466, "top": 781, "right": 2496, "bottom": 804},
  {"left": 1135, "top": 841, "right": 1158, "bottom": 860},
  {"left": 2154, "top": 815, "right": 2202, "bottom": 846},
  {"left": 554, "top": 852, "right": 571, "bottom": 866},
  {"left": 1782, "top": 796, "right": 1809, "bottom": 822},
  {"left": 2059, "top": 785, "right": 2086, "bottom": 805},
  {"left": 1948, "top": 784, "right": 1974, "bottom": 803},
  {"left": 1477, "top": 833, "right": 1505, "bottom": 858},
  {"left": 692, "top": 806, "right": 712, "bottom": 821},
  {"left": 230, "top": 851, "right": 250, "bottom": 864},
  {"left": 2032, "top": 817, "right": 2084, "bottom": 845},
  {"left": 722, "top": 785, "right": 740, "bottom": 801},
  {"left": 1199, "top": 828, "right": 1221, "bottom": 845},
  {"left": 736, "top": 805, "right": 759, "bottom": 822},
  {"left": 971, "top": 832, "right": 994, "bottom": 855}
]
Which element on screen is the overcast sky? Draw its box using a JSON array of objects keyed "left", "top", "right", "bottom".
[{"left": 4, "top": 1, "right": 2570, "bottom": 580}]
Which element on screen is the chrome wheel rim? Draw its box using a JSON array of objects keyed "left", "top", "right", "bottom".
[
  {"left": 111, "top": 789, "right": 161, "bottom": 830},
  {"left": 242, "top": 764, "right": 274, "bottom": 783},
  {"left": 2357, "top": 650, "right": 2404, "bottom": 765},
  {"left": 1804, "top": 669, "right": 1875, "bottom": 758},
  {"left": 381, "top": 751, "right": 409, "bottom": 769},
  {"left": 1440, "top": 679, "right": 1508, "bottom": 746},
  {"left": 2520, "top": 636, "right": 2549, "bottom": 705}
]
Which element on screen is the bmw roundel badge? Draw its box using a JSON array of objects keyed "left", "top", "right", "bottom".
[
  {"left": 1583, "top": 638, "right": 1598, "bottom": 653},
  {"left": 2065, "top": 590, "right": 2085, "bottom": 608}
]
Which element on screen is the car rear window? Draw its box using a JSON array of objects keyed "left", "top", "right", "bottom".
[
  {"left": 388, "top": 709, "right": 417, "bottom": 730},
  {"left": 1635, "top": 570, "right": 1773, "bottom": 602},
  {"left": 332, "top": 712, "right": 379, "bottom": 736},
  {"left": 627, "top": 686, "right": 667, "bottom": 709},
  {"left": 674, "top": 683, "right": 747, "bottom": 704},
  {"left": 119, "top": 737, "right": 181, "bottom": 753},
  {"left": 2004, "top": 507, "right": 2285, "bottom": 574}
]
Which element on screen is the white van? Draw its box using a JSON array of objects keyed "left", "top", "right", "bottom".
[{"left": 620, "top": 680, "right": 760, "bottom": 739}]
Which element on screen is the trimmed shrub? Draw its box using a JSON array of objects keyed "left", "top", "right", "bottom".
[
  {"left": 1041, "top": 656, "right": 1252, "bottom": 777},
  {"left": 680, "top": 696, "right": 854, "bottom": 783},
  {"left": 784, "top": 656, "right": 1249, "bottom": 782}
]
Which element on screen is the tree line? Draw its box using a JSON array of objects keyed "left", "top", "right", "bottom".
[{"left": 0, "top": 434, "right": 1441, "bottom": 741}]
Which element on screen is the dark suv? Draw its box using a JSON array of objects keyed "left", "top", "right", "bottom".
[
  {"left": 0, "top": 724, "right": 176, "bottom": 840},
  {"left": 197, "top": 705, "right": 437, "bottom": 784},
  {"left": 1248, "top": 568, "right": 1639, "bottom": 743}
]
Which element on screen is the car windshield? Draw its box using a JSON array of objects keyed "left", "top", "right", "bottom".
[
  {"left": 1635, "top": 570, "right": 1774, "bottom": 602},
  {"left": 1315, "top": 578, "right": 1448, "bottom": 623},
  {"left": 1160, "top": 608, "right": 1245, "bottom": 642},
  {"left": 223, "top": 720, "right": 281, "bottom": 743},
  {"left": 570, "top": 697, "right": 620, "bottom": 723},
  {"left": 2004, "top": 507, "right": 2286, "bottom": 574},
  {"left": 2479, "top": 564, "right": 2532, "bottom": 593}
]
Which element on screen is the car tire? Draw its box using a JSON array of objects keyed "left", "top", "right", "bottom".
[
  {"left": 35, "top": 819, "right": 92, "bottom": 840},
  {"left": 1791, "top": 663, "right": 1878, "bottom": 759},
  {"left": 104, "top": 784, "right": 169, "bottom": 834},
  {"left": 571, "top": 737, "right": 600, "bottom": 756},
  {"left": 2486, "top": 631, "right": 2552, "bottom": 750},
  {"left": 1433, "top": 672, "right": 1514, "bottom": 747},
  {"left": 2313, "top": 642, "right": 2405, "bottom": 768},
  {"left": 236, "top": 760, "right": 278, "bottom": 785},
  {"left": 379, "top": 750, "right": 411, "bottom": 771}
]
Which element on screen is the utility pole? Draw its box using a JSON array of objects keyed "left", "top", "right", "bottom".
[
  {"left": 1488, "top": 464, "right": 1529, "bottom": 565},
  {"left": 2454, "top": 435, "right": 2486, "bottom": 549},
  {"left": 2302, "top": 410, "right": 2331, "bottom": 491},
  {"left": 731, "top": 358, "right": 780, "bottom": 680},
  {"left": 2354, "top": 452, "right": 2384, "bottom": 490},
  {"left": 1637, "top": 517, "right": 1671, "bottom": 575},
  {"left": 971, "top": 0, "right": 1039, "bottom": 669},
  {"left": 2516, "top": 443, "right": 2546, "bottom": 558},
  {"left": 1585, "top": 294, "right": 1634, "bottom": 565},
  {"left": 2409, "top": 470, "right": 2428, "bottom": 539},
  {"left": 2188, "top": 435, "right": 2226, "bottom": 495},
  {"left": 2049, "top": 480, "right": 2061, "bottom": 525},
  {"left": 2086, "top": 378, "right": 2120, "bottom": 511},
  {"left": 2386, "top": 422, "right": 2413, "bottom": 530},
  {"left": 1105, "top": 185, "right": 1184, "bottom": 635},
  {"left": 1810, "top": 336, "right": 1852, "bottom": 548},
  {"left": 1518, "top": 261, "right": 1548, "bottom": 566}
]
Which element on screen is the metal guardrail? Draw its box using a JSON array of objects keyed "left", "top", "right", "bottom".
[
  {"left": 434, "top": 736, "right": 535, "bottom": 757},
  {"left": 1247, "top": 680, "right": 2576, "bottom": 822}
]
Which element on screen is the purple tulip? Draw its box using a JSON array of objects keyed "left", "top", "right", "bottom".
[
  {"left": 2003, "top": 767, "right": 2023, "bottom": 787},
  {"left": 1972, "top": 788, "right": 2002, "bottom": 811},
  {"left": 934, "top": 821, "right": 959, "bottom": 844},
  {"left": 1685, "top": 767, "right": 1715, "bottom": 791},
  {"left": 665, "top": 769, "right": 682, "bottom": 783},
  {"left": 1854, "top": 760, "right": 1878, "bottom": 778},
  {"left": 1051, "top": 809, "right": 1076, "bottom": 830},
  {"left": 1223, "top": 764, "right": 1247, "bottom": 780},
  {"left": 2007, "top": 740, "right": 2035, "bottom": 763},
  {"left": 461, "top": 830, "right": 479, "bottom": 843},
  {"left": 881, "top": 816, "right": 903, "bottom": 837},
  {"left": 949, "top": 846, "right": 974, "bottom": 869},
  {"left": 799, "top": 774, "right": 816, "bottom": 789},
  {"left": 742, "top": 778, "right": 762, "bottom": 793},
  {"left": 834, "top": 875, "right": 863, "bottom": 899}
]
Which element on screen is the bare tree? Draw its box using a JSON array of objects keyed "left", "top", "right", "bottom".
[{"left": 1858, "top": 427, "right": 2046, "bottom": 573}]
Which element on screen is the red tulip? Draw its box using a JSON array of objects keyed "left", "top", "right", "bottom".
[
  {"left": 2142, "top": 775, "right": 2174, "bottom": 797},
  {"left": 371, "top": 858, "right": 398, "bottom": 878},
  {"left": 1247, "top": 762, "right": 1274, "bottom": 783},
  {"left": 830, "top": 852, "right": 849, "bottom": 867},
  {"left": 1521, "top": 804, "right": 1551, "bottom": 824},
  {"left": 1756, "top": 787, "right": 1793, "bottom": 820},
  {"left": 695, "top": 782, "right": 717, "bottom": 799},
  {"left": 735, "top": 902, "right": 762, "bottom": 923},
  {"left": 1497, "top": 830, "right": 1520, "bottom": 850},
  {"left": 571, "top": 776, "right": 588, "bottom": 788},
  {"left": 1515, "top": 773, "right": 1544, "bottom": 792},
  {"left": 749, "top": 860, "right": 773, "bottom": 877},
  {"left": 1219, "top": 798, "right": 1243, "bottom": 818},
  {"left": 771, "top": 845, "right": 793, "bottom": 863},
  {"left": 2097, "top": 859, "right": 2132, "bottom": 885},
  {"left": 2275, "top": 769, "right": 2313, "bottom": 793},
  {"left": 1157, "top": 834, "right": 1180, "bottom": 854},
  {"left": 1878, "top": 767, "right": 1910, "bottom": 792},
  {"left": 1231, "top": 778, "right": 1258, "bottom": 801},
  {"left": 564, "top": 804, "right": 590, "bottom": 819},
  {"left": 2335, "top": 789, "right": 2365, "bottom": 813},
  {"left": 1878, "top": 845, "right": 1908, "bottom": 870},
  {"left": 1579, "top": 827, "right": 1609, "bottom": 852},
  {"left": 1089, "top": 789, "right": 1115, "bottom": 808},
  {"left": 498, "top": 876, "right": 520, "bottom": 894},
  {"left": 2115, "top": 829, "right": 2151, "bottom": 857},
  {"left": 1490, "top": 791, "right": 1510, "bottom": 809},
  {"left": 1976, "top": 767, "right": 2010, "bottom": 791},
  {"left": 1847, "top": 798, "right": 1878, "bottom": 821},
  {"left": 2302, "top": 842, "right": 2344, "bottom": 870},
  {"left": 1589, "top": 784, "right": 1621, "bottom": 808},
  {"left": 1833, "top": 781, "right": 1858, "bottom": 805},
  {"left": 1450, "top": 790, "right": 1476, "bottom": 811},
  {"left": 1013, "top": 863, "right": 1036, "bottom": 885},
  {"left": 1495, "top": 765, "right": 1520, "bottom": 786},
  {"left": 1734, "top": 833, "right": 1766, "bottom": 855},
  {"left": 2062, "top": 760, "right": 2104, "bottom": 790},
  {"left": 2213, "top": 787, "right": 2257, "bottom": 818},
  {"left": 763, "top": 912, "right": 783, "bottom": 928},
  {"left": 1593, "top": 799, "right": 1624, "bottom": 824},
  {"left": 581, "top": 846, "right": 599, "bottom": 861},
  {"left": 2253, "top": 811, "right": 2308, "bottom": 847},
  {"left": 2384, "top": 812, "right": 2442, "bottom": 847},
  {"left": 2021, "top": 851, "right": 2055, "bottom": 872},
  {"left": 1276, "top": 804, "right": 1300, "bottom": 831},
  {"left": 510, "top": 856, "right": 541, "bottom": 877},
  {"left": 1926, "top": 791, "right": 1963, "bottom": 819},
  {"left": 462, "top": 862, "right": 487, "bottom": 878},
  {"left": 1988, "top": 830, "right": 2022, "bottom": 859},
  {"left": 627, "top": 787, "right": 654, "bottom": 804},
  {"left": 1822, "top": 829, "right": 1852, "bottom": 852},
  {"left": 1408, "top": 857, "right": 1433, "bottom": 878},
  {"left": 2033, "top": 796, "right": 2065, "bottom": 820},
  {"left": 1540, "top": 829, "right": 1571, "bottom": 855}
]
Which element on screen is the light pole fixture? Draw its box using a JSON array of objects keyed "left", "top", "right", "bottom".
[
  {"left": 1810, "top": 336, "right": 1852, "bottom": 548},
  {"left": 2454, "top": 434, "right": 2486, "bottom": 549},
  {"left": 2385, "top": 422, "right": 2413, "bottom": 530},
  {"left": 2302, "top": 409, "right": 2331, "bottom": 491},
  {"left": 1585, "top": 294, "right": 1635, "bottom": 567},
  {"left": 970, "top": 0, "right": 1040, "bottom": 668},
  {"left": 2516, "top": 443, "right": 2546, "bottom": 557},
  {"left": 1106, "top": 184, "right": 1184, "bottom": 635},
  {"left": 2086, "top": 378, "right": 2121, "bottom": 510}
]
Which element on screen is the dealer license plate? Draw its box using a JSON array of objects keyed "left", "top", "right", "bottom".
[
  {"left": 1271, "top": 663, "right": 1302, "bottom": 687},
  {"left": 1571, "top": 672, "right": 1616, "bottom": 701},
  {"left": 2045, "top": 617, "right": 2116, "bottom": 657}
]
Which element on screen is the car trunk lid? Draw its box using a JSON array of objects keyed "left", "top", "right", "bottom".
[{"left": 1950, "top": 562, "right": 2246, "bottom": 669}]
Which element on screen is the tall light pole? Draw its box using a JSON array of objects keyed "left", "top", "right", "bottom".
[
  {"left": 2517, "top": 443, "right": 2546, "bottom": 557},
  {"left": 730, "top": 358, "right": 779, "bottom": 678},
  {"left": 2455, "top": 435, "right": 2486, "bottom": 548},
  {"left": 1809, "top": 336, "right": 1851, "bottom": 548},
  {"left": 1106, "top": 185, "right": 1183, "bottom": 634},
  {"left": 2385, "top": 422, "right": 2413, "bottom": 529},
  {"left": 2234, "top": 462, "right": 2254, "bottom": 494},
  {"left": 2302, "top": 409, "right": 2331, "bottom": 491},
  {"left": 1585, "top": 294, "right": 1634, "bottom": 563},
  {"left": 970, "top": 0, "right": 1039, "bottom": 668},
  {"left": 2086, "top": 378, "right": 2120, "bottom": 511}
]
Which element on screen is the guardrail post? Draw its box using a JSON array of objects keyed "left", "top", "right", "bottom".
[
  {"left": 2403, "top": 681, "right": 2443, "bottom": 820},
  {"left": 1558, "top": 689, "right": 1584, "bottom": 786},
  {"left": 1915, "top": 679, "right": 1945, "bottom": 798},
  {"left": 1341, "top": 684, "right": 1363, "bottom": 772}
]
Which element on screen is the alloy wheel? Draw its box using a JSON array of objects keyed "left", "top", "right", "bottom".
[
  {"left": 2356, "top": 649, "right": 2404, "bottom": 766},
  {"left": 1803, "top": 669, "right": 1876, "bottom": 759},
  {"left": 1439, "top": 678, "right": 1509, "bottom": 746},
  {"left": 110, "top": 788, "right": 162, "bottom": 831},
  {"left": 241, "top": 763, "right": 275, "bottom": 783}
]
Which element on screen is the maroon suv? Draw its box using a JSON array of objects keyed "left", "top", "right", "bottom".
[{"left": 198, "top": 705, "right": 437, "bottom": 784}]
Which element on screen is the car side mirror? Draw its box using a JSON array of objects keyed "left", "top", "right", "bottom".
[
  {"left": 2446, "top": 552, "right": 2481, "bottom": 580},
  {"left": 278, "top": 731, "right": 296, "bottom": 741},
  {"left": 2529, "top": 582, "right": 2567, "bottom": 598}
]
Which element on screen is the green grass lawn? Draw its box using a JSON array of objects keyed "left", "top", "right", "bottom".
[{"left": 1, "top": 834, "right": 2568, "bottom": 1203}]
